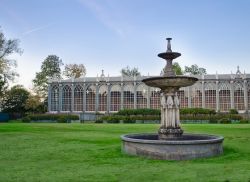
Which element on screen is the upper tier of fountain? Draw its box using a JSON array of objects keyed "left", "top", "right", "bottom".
[{"left": 142, "top": 38, "right": 198, "bottom": 91}]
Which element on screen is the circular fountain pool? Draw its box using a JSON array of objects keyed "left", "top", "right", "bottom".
[{"left": 121, "top": 133, "right": 224, "bottom": 160}]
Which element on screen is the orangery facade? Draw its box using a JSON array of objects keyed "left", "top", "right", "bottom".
[{"left": 48, "top": 69, "right": 250, "bottom": 114}]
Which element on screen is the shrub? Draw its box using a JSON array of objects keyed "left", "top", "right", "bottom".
[
  {"left": 98, "top": 114, "right": 160, "bottom": 123},
  {"left": 57, "top": 116, "right": 67, "bottom": 123},
  {"left": 123, "top": 116, "right": 135, "bottom": 123},
  {"left": 106, "top": 116, "right": 121, "bottom": 123},
  {"left": 95, "top": 119, "right": 103, "bottom": 123},
  {"left": 229, "top": 109, "right": 238, "bottom": 114},
  {"left": 116, "top": 108, "right": 160, "bottom": 116},
  {"left": 219, "top": 118, "right": 231, "bottom": 124},
  {"left": 209, "top": 119, "right": 218, "bottom": 124},
  {"left": 25, "top": 114, "right": 79, "bottom": 122},
  {"left": 22, "top": 116, "right": 31, "bottom": 123},
  {"left": 180, "top": 108, "right": 216, "bottom": 115},
  {"left": 229, "top": 114, "right": 242, "bottom": 120},
  {"left": 240, "top": 119, "right": 249, "bottom": 124}
]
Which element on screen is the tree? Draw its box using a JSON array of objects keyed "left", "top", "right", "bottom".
[
  {"left": 63, "top": 64, "right": 86, "bottom": 78},
  {"left": 160, "top": 62, "right": 183, "bottom": 76},
  {"left": 25, "top": 94, "right": 46, "bottom": 113},
  {"left": 121, "top": 66, "right": 141, "bottom": 77},
  {"left": 184, "top": 64, "right": 207, "bottom": 75},
  {"left": 1, "top": 85, "right": 30, "bottom": 114},
  {"left": 33, "top": 55, "right": 63, "bottom": 98},
  {"left": 0, "top": 28, "right": 22, "bottom": 96},
  {"left": 0, "top": 75, "right": 7, "bottom": 97},
  {"left": 172, "top": 62, "right": 183, "bottom": 75}
]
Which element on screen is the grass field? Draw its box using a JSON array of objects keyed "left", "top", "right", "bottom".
[{"left": 0, "top": 123, "right": 250, "bottom": 182}]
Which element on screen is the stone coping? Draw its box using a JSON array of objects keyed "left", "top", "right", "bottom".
[{"left": 121, "top": 133, "right": 224, "bottom": 145}]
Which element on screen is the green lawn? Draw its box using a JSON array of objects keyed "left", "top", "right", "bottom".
[{"left": 0, "top": 123, "right": 250, "bottom": 182}]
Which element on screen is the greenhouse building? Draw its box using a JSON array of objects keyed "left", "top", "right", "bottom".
[{"left": 48, "top": 68, "right": 250, "bottom": 116}]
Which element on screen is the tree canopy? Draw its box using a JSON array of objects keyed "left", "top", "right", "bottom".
[
  {"left": 184, "top": 64, "right": 207, "bottom": 75},
  {"left": 121, "top": 66, "right": 141, "bottom": 77},
  {"left": 63, "top": 64, "right": 86, "bottom": 78},
  {"left": 25, "top": 94, "right": 46, "bottom": 114},
  {"left": 1, "top": 85, "right": 30, "bottom": 114},
  {"left": 172, "top": 62, "right": 183, "bottom": 75},
  {"left": 33, "top": 55, "right": 63, "bottom": 98},
  {"left": 0, "top": 28, "right": 22, "bottom": 96}
]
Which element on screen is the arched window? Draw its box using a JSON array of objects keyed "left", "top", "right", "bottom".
[
  {"left": 86, "top": 85, "right": 96, "bottom": 111},
  {"left": 204, "top": 83, "right": 216, "bottom": 109},
  {"left": 234, "top": 82, "right": 244, "bottom": 110},
  {"left": 110, "top": 85, "right": 121, "bottom": 112},
  {"left": 136, "top": 84, "right": 147, "bottom": 108},
  {"left": 178, "top": 87, "right": 188, "bottom": 108},
  {"left": 51, "top": 85, "right": 59, "bottom": 111},
  {"left": 62, "top": 85, "right": 72, "bottom": 111},
  {"left": 191, "top": 83, "right": 202, "bottom": 108},
  {"left": 123, "top": 84, "right": 134, "bottom": 109},
  {"left": 74, "top": 85, "right": 83, "bottom": 111},
  {"left": 98, "top": 85, "right": 108, "bottom": 112},
  {"left": 150, "top": 87, "right": 160, "bottom": 109},
  {"left": 219, "top": 82, "right": 231, "bottom": 112}
]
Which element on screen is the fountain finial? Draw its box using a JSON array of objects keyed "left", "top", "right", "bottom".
[{"left": 166, "top": 38, "right": 172, "bottom": 52}]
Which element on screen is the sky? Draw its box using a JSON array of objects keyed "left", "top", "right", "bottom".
[{"left": 1, "top": 0, "right": 250, "bottom": 89}]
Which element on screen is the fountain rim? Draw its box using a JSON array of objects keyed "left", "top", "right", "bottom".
[
  {"left": 142, "top": 75, "right": 198, "bottom": 82},
  {"left": 121, "top": 133, "right": 224, "bottom": 145}
]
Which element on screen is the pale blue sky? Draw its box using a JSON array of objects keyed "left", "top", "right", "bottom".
[{"left": 1, "top": 0, "right": 250, "bottom": 89}]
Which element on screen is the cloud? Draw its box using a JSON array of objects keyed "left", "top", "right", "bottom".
[
  {"left": 77, "top": 0, "right": 126, "bottom": 37},
  {"left": 22, "top": 23, "right": 53, "bottom": 36}
]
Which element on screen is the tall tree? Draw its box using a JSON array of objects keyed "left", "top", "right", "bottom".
[
  {"left": 63, "top": 64, "right": 86, "bottom": 78},
  {"left": 33, "top": 55, "right": 63, "bottom": 98},
  {"left": 1, "top": 85, "right": 30, "bottom": 114},
  {"left": 184, "top": 64, "right": 207, "bottom": 75},
  {"left": 121, "top": 66, "right": 141, "bottom": 77},
  {"left": 0, "top": 28, "right": 22, "bottom": 96}
]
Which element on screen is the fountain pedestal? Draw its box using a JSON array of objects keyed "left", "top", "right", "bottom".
[{"left": 158, "top": 91, "right": 183, "bottom": 139}]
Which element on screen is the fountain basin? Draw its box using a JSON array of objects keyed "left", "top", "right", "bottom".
[
  {"left": 121, "top": 133, "right": 224, "bottom": 160},
  {"left": 142, "top": 76, "right": 198, "bottom": 90},
  {"left": 158, "top": 52, "right": 181, "bottom": 60}
]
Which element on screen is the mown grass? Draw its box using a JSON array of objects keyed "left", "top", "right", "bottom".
[{"left": 0, "top": 123, "right": 250, "bottom": 182}]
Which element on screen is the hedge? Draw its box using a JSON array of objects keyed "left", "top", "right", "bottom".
[
  {"left": 22, "top": 114, "right": 79, "bottom": 123},
  {"left": 180, "top": 108, "right": 216, "bottom": 115},
  {"left": 116, "top": 108, "right": 217, "bottom": 116},
  {"left": 115, "top": 108, "right": 160, "bottom": 116},
  {"left": 97, "top": 113, "right": 243, "bottom": 124},
  {"left": 180, "top": 114, "right": 242, "bottom": 121}
]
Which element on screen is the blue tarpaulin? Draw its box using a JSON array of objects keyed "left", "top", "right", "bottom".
[{"left": 0, "top": 113, "right": 9, "bottom": 122}]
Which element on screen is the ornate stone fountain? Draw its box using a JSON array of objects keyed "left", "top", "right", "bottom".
[{"left": 121, "top": 38, "right": 224, "bottom": 160}]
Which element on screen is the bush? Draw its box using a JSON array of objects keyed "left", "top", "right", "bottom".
[
  {"left": 22, "top": 116, "right": 31, "bottom": 123},
  {"left": 116, "top": 108, "right": 160, "bottom": 116},
  {"left": 98, "top": 114, "right": 160, "bottom": 123},
  {"left": 57, "top": 116, "right": 69, "bottom": 123},
  {"left": 180, "top": 108, "right": 216, "bottom": 115},
  {"left": 209, "top": 119, "right": 218, "bottom": 124},
  {"left": 106, "top": 116, "right": 121, "bottom": 123},
  {"left": 25, "top": 114, "right": 79, "bottom": 122},
  {"left": 240, "top": 119, "right": 249, "bottom": 124},
  {"left": 219, "top": 118, "right": 231, "bottom": 124},
  {"left": 229, "top": 109, "right": 238, "bottom": 114},
  {"left": 229, "top": 114, "right": 242, "bottom": 120},
  {"left": 95, "top": 119, "right": 103, "bottom": 123},
  {"left": 123, "top": 116, "right": 135, "bottom": 123}
]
